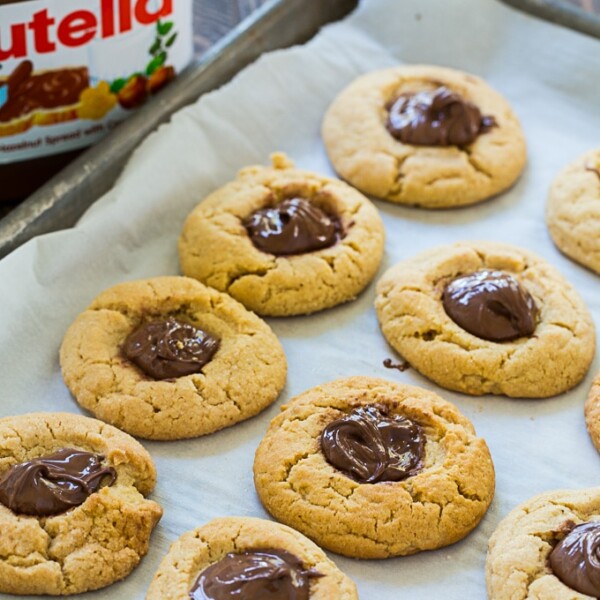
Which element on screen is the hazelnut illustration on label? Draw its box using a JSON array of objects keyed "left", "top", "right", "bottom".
[{"left": 110, "top": 16, "right": 179, "bottom": 110}]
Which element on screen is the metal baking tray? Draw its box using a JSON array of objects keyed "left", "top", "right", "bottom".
[
  {"left": 0, "top": 0, "right": 598, "bottom": 259},
  {"left": 0, "top": 0, "right": 359, "bottom": 258}
]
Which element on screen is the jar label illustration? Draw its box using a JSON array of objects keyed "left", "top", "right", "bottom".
[{"left": 0, "top": 0, "right": 193, "bottom": 164}]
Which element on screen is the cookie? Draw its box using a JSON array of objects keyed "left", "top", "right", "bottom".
[
  {"left": 179, "top": 153, "right": 385, "bottom": 316},
  {"left": 0, "top": 412, "right": 162, "bottom": 596},
  {"left": 60, "top": 276, "right": 287, "bottom": 440},
  {"left": 486, "top": 488, "right": 600, "bottom": 599},
  {"left": 146, "top": 516, "right": 358, "bottom": 599},
  {"left": 322, "top": 65, "right": 526, "bottom": 208},
  {"left": 253, "top": 376, "right": 495, "bottom": 559},
  {"left": 547, "top": 149, "right": 600, "bottom": 275},
  {"left": 375, "top": 241, "right": 595, "bottom": 397},
  {"left": 584, "top": 371, "right": 600, "bottom": 453}
]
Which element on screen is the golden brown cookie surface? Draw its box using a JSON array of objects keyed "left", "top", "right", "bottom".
[
  {"left": 0, "top": 412, "right": 162, "bottom": 596},
  {"left": 179, "top": 153, "right": 385, "bottom": 316},
  {"left": 547, "top": 149, "right": 600, "bottom": 275},
  {"left": 60, "top": 276, "right": 287, "bottom": 440},
  {"left": 322, "top": 65, "right": 526, "bottom": 208},
  {"left": 253, "top": 376, "right": 495, "bottom": 559},
  {"left": 486, "top": 488, "right": 600, "bottom": 600},
  {"left": 146, "top": 517, "right": 358, "bottom": 599},
  {"left": 375, "top": 241, "right": 595, "bottom": 397}
]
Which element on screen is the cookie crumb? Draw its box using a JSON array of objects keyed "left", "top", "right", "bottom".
[{"left": 271, "top": 152, "right": 294, "bottom": 170}]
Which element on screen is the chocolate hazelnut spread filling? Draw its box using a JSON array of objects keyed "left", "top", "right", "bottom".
[
  {"left": 243, "top": 197, "right": 342, "bottom": 255},
  {"left": 585, "top": 163, "right": 600, "bottom": 181},
  {"left": 320, "top": 404, "right": 425, "bottom": 484},
  {"left": 0, "top": 60, "right": 89, "bottom": 122},
  {"left": 442, "top": 270, "right": 538, "bottom": 342},
  {"left": 189, "top": 548, "right": 322, "bottom": 600},
  {"left": 123, "top": 317, "right": 220, "bottom": 380},
  {"left": 0, "top": 448, "right": 116, "bottom": 516},
  {"left": 386, "top": 86, "right": 496, "bottom": 146},
  {"left": 549, "top": 521, "right": 600, "bottom": 597}
]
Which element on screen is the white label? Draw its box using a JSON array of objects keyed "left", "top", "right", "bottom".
[{"left": 0, "top": 0, "right": 193, "bottom": 164}]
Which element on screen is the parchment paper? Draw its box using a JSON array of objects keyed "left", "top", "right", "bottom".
[{"left": 1, "top": 0, "right": 599, "bottom": 598}]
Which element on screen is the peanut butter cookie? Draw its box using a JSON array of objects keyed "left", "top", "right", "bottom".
[
  {"left": 584, "top": 371, "right": 600, "bottom": 453},
  {"left": 322, "top": 65, "right": 526, "bottom": 208},
  {"left": 375, "top": 241, "right": 595, "bottom": 397},
  {"left": 487, "top": 488, "right": 600, "bottom": 599},
  {"left": 146, "top": 516, "right": 358, "bottom": 599},
  {"left": 60, "top": 276, "right": 287, "bottom": 440},
  {"left": 179, "top": 153, "right": 385, "bottom": 316},
  {"left": 547, "top": 149, "right": 600, "bottom": 275},
  {"left": 0, "top": 412, "right": 162, "bottom": 596},
  {"left": 253, "top": 376, "right": 495, "bottom": 559}
]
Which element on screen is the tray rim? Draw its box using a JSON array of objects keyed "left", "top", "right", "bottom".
[{"left": 502, "top": 0, "right": 600, "bottom": 39}]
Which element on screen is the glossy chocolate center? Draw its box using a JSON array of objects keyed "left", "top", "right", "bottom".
[
  {"left": 320, "top": 404, "right": 425, "bottom": 483},
  {"left": 243, "top": 198, "right": 341, "bottom": 255},
  {"left": 123, "top": 318, "right": 220, "bottom": 380},
  {"left": 0, "top": 448, "right": 116, "bottom": 516},
  {"left": 549, "top": 521, "right": 600, "bottom": 596},
  {"left": 442, "top": 270, "right": 538, "bottom": 342},
  {"left": 189, "top": 548, "right": 322, "bottom": 600},
  {"left": 386, "top": 86, "right": 496, "bottom": 146}
]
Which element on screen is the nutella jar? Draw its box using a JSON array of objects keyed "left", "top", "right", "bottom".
[{"left": 0, "top": 0, "right": 193, "bottom": 201}]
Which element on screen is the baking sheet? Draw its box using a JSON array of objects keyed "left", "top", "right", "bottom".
[
  {"left": 1, "top": 0, "right": 600, "bottom": 598},
  {"left": 0, "top": 0, "right": 360, "bottom": 259}
]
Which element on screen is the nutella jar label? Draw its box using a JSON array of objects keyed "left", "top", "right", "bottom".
[{"left": 0, "top": 0, "right": 193, "bottom": 164}]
